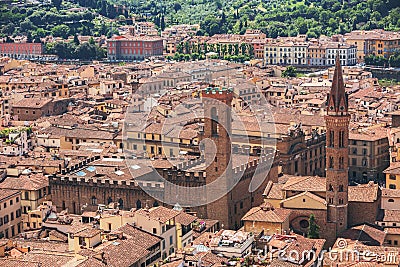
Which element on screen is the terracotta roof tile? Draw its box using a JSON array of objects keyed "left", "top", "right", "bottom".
[
  {"left": 0, "top": 189, "right": 20, "bottom": 201},
  {"left": 113, "top": 223, "right": 162, "bottom": 249},
  {"left": 136, "top": 206, "right": 180, "bottom": 223},
  {"left": 382, "top": 188, "right": 400, "bottom": 198},
  {"left": 242, "top": 205, "right": 291, "bottom": 223},
  {"left": 382, "top": 210, "right": 400, "bottom": 222},
  {"left": 0, "top": 259, "right": 40, "bottom": 267},
  {"left": 281, "top": 175, "right": 326, "bottom": 192},
  {"left": 22, "top": 252, "right": 75, "bottom": 267},
  {"left": 263, "top": 181, "right": 284, "bottom": 200},
  {"left": 340, "top": 224, "right": 386, "bottom": 246},
  {"left": 0, "top": 173, "right": 48, "bottom": 191},
  {"left": 348, "top": 182, "right": 379, "bottom": 203},
  {"left": 175, "top": 212, "right": 197, "bottom": 226}
]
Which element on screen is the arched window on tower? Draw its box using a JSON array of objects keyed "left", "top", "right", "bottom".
[
  {"left": 329, "top": 156, "right": 334, "bottom": 169},
  {"left": 329, "top": 184, "right": 333, "bottom": 191},
  {"left": 211, "top": 107, "right": 219, "bottom": 136},
  {"left": 339, "top": 185, "right": 344, "bottom": 192},
  {"left": 118, "top": 198, "right": 123, "bottom": 209},
  {"left": 339, "top": 157, "right": 344, "bottom": 169},
  {"left": 339, "top": 131, "right": 345, "bottom": 148},
  {"left": 329, "top": 130, "right": 334, "bottom": 147},
  {"left": 136, "top": 199, "right": 142, "bottom": 209},
  {"left": 91, "top": 196, "right": 97, "bottom": 205}
]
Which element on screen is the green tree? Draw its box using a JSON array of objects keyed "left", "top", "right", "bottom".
[
  {"left": 282, "top": 66, "right": 297, "bottom": 77},
  {"left": 51, "top": 24, "right": 70, "bottom": 39},
  {"left": 51, "top": 0, "right": 62, "bottom": 9},
  {"left": 73, "top": 34, "right": 80, "bottom": 45},
  {"left": 20, "top": 19, "right": 36, "bottom": 33},
  {"left": 160, "top": 15, "right": 165, "bottom": 31},
  {"left": 26, "top": 31, "right": 32, "bottom": 43},
  {"left": 307, "top": 214, "right": 320, "bottom": 239},
  {"left": 173, "top": 2, "right": 182, "bottom": 12},
  {"left": 2, "top": 23, "right": 15, "bottom": 35}
]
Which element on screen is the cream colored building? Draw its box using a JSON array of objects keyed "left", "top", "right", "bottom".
[
  {"left": 0, "top": 173, "right": 50, "bottom": 231},
  {"left": 0, "top": 189, "right": 22, "bottom": 238},
  {"left": 134, "top": 207, "right": 178, "bottom": 260},
  {"left": 241, "top": 202, "right": 291, "bottom": 236},
  {"left": 382, "top": 188, "right": 400, "bottom": 211}
]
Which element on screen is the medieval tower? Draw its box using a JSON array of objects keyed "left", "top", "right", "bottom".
[
  {"left": 202, "top": 87, "right": 233, "bottom": 229},
  {"left": 325, "top": 55, "right": 350, "bottom": 237}
]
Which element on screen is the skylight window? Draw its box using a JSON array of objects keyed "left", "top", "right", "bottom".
[{"left": 131, "top": 165, "right": 141, "bottom": 170}]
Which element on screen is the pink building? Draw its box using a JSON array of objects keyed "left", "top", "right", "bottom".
[
  {"left": 0, "top": 43, "right": 43, "bottom": 59},
  {"left": 107, "top": 35, "right": 163, "bottom": 61}
]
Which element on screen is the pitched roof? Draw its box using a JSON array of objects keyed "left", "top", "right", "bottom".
[
  {"left": 242, "top": 205, "right": 291, "bottom": 223},
  {"left": 382, "top": 188, "right": 400, "bottom": 198},
  {"left": 99, "top": 239, "right": 150, "bottom": 267},
  {"left": 384, "top": 161, "right": 400, "bottom": 175},
  {"left": 113, "top": 223, "right": 162, "bottom": 249},
  {"left": 348, "top": 182, "right": 379, "bottom": 203},
  {"left": 175, "top": 212, "right": 197, "bottom": 226},
  {"left": 0, "top": 259, "right": 40, "bottom": 267},
  {"left": 280, "top": 191, "right": 327, "bottom": 206},
  {"left": 135, "top": 206, "right": 180, "bottom": 223},
  {"left": 281, "top": 175, "right": 326, "bottom": 192},
  {"left": 263, "top": 181, "right": 285, "bottom": 200},
  {"left": 74, "top": 228, "right": 101, "bottom": 238},
  {"left": 0, "top": 189, "right": 20, "bottom": 201},
  {"left": 340, "top": 224, "right": 386, "bottom": 246},
  {"left": 22, "top": 252, "right": 75, "bottom": 267},
  {"left": 0, "top": 173, "right": 48, "bottom": 191}
]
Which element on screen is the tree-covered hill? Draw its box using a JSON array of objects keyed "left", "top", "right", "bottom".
[
  {"left": 0, "top": 0, "right": 399, "bottom": 41},
  {"left": 123, "top": 0, "right": 400, "bottom": 37}
]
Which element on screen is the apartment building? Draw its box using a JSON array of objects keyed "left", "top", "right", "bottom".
[
  {"left": 134, "top": 206, "right": 179, "bottom": 260},
  {"left": 264, "top": 41, "right": 308, "bottom": 66},
  {"left": 349, "top": 130, "right": 390, "bottom": 185},
  {"left": 107, "top": 35, "right": 164, "bottom": 61},
  {"left": 308, "top": 43, "right": 327, "bottom": 66},
  {"left": 325, "top": 43, "right": 357, "bottom": 66},
  {"left": 264, "top": 38, "right": 356, "bottom": 67},
  {"left": 0, "top": 43, "right": 43, "bottom": 59},
  {"left": 0, "top": 189, "right": 22, "bottom": 238},
  {"left": 0, "top": 172, "right": 50, "bottom": 231},
  {"left": 345, "top": 29, "right": 400, "bottom": 62}
]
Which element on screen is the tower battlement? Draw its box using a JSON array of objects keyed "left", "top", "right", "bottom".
[{"left": 201, "top": 87, "right": 234, "bottom": 102}]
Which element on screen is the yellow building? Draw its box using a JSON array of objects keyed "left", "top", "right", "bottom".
[
  {"left": 241, "top": 202, "right": 291, "bottom": 236},
  {"left": 345, "top": 30, "right": 400, "bottom": 62},
  {"left": 307, "top": 44, "right": 327, "bottom": 66},
  {"left": 99, "top": 211, "right": 135, "bottom": 231},
  {"left": 68, "top": 227, "right": 102, "bottom": 252},
  {"left": 26, "top": 201, "right": 54, "bottom": 231},
  {"left": 175, "top": 211, "right": 197, "bottom": 250},
  {"left": 384, "top": 162, "right": 400, "bottom": 190},
  {"left": 0, "top": 173, "right": 51, "bottom": 231},
  {"left": 385, "top": 228, "right": 400, "bottom": 247}
]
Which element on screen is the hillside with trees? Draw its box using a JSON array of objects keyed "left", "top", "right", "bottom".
[
  {"left": 1, "top": 0, "right": 399, "bottom": 40},
  {"left": 124, "top": 0, "right": 400, "bottom": 37}
]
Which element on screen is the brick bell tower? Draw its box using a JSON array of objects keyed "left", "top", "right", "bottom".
[
  {"left": 201, "top": 86, "right": 233, "bottom": 229},
  {"left": 325, "top": 55, "right": 349, "bottom": 236}
]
